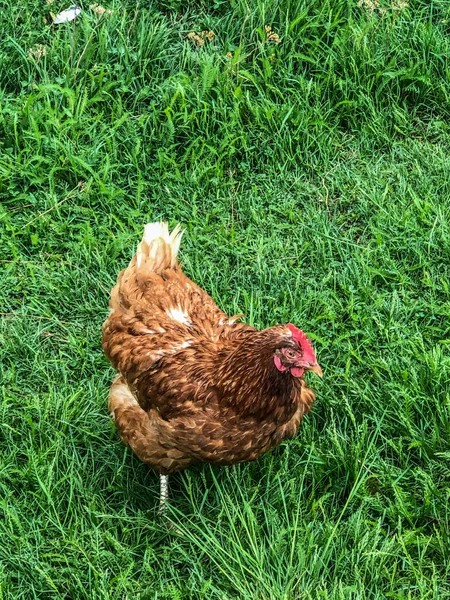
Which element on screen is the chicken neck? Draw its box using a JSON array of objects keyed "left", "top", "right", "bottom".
[{"left": 216, "top": 328, "right": 299, "bottom": 422}]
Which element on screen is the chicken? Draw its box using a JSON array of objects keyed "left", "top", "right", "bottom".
[{"left": 102, "top": 223, "right": 322, "bottom": 512}]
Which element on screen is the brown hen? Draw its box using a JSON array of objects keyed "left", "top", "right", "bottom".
[{"left": 102, "top": 223, "right": 322, "bottom": 511}]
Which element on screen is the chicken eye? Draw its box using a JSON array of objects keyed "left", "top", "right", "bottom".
[{"left": 285, "top": 349, "right": 296, "bottom": 360}]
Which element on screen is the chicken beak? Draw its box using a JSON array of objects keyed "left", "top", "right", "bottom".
[{"left": 309, "top": 364, "right": 323, "bottom": 378}]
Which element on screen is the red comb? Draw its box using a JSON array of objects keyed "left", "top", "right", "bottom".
[{"left": 288, "top": 324, "right": 317, "bottom": 364}]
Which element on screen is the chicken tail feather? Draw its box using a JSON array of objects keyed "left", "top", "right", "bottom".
[{"left": 135, "top": 222, "right": 184, "bottom": 272}]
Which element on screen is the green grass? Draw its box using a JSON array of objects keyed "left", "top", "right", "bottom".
[{"left": 1, "top": 0, "right": 450, "bottom": 597}]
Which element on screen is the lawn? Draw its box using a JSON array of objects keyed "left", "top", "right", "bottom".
[{"left": 1, "top": 0, "right": 450, "bottom": 597}]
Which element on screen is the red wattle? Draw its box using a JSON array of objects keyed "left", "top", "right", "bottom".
[{"left": 290, "top": 367, "right": 305, "bottom": 378}]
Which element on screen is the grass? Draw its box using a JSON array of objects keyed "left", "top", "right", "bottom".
[{"left": 1, "top": 0, "right": 450, "bottom": 597}]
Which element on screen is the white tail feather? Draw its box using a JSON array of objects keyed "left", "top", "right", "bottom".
[{"left": 135, "top": 222, "right": 184, "bottom": 271}]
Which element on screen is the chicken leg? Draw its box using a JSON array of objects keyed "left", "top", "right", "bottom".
[{"left": 159, "top": 474, "right": 169, "bottom": 513}]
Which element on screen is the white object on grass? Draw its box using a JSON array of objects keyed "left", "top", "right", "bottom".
[{"left": 53, "top": 5, "right": 81, "bottom": 24}]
